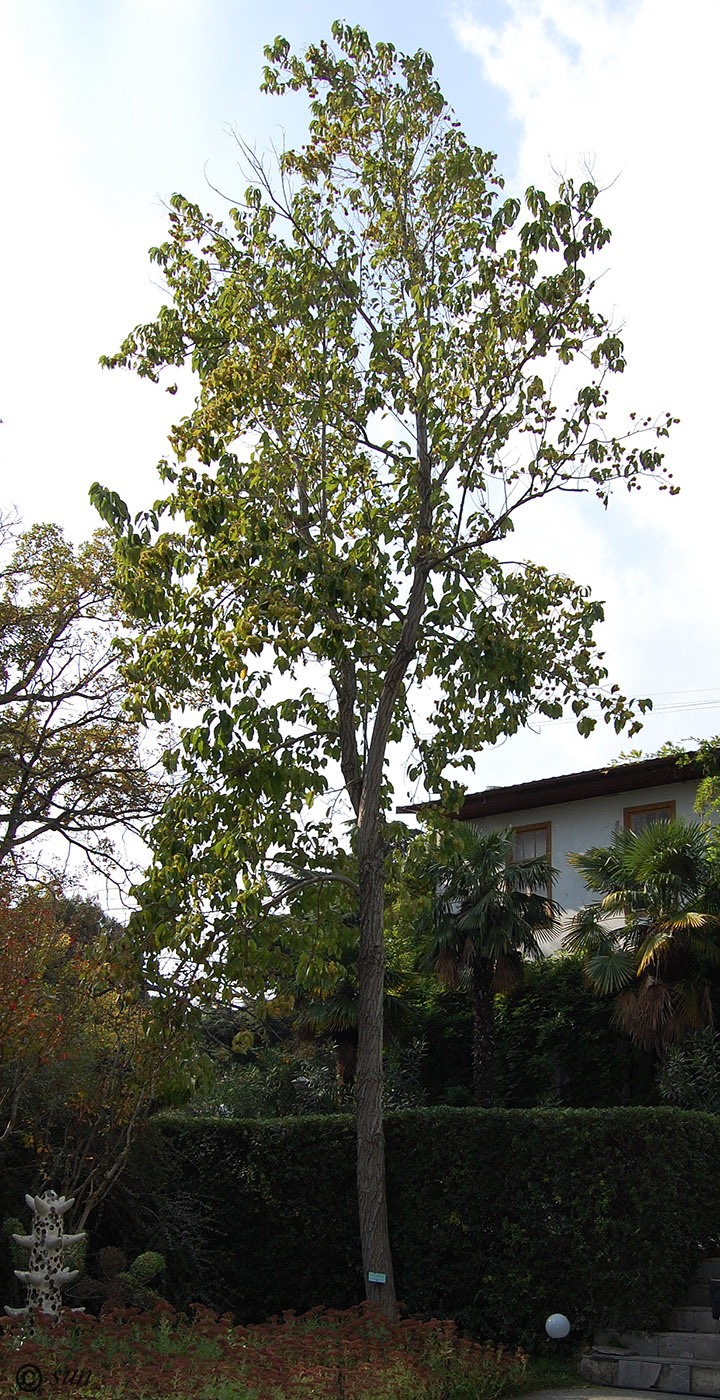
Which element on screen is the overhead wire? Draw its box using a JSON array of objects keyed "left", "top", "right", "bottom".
[{"left": 535, "top": 685, "right": 720, "bottom": 728}]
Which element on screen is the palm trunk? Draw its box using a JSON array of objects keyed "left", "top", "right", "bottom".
[
  {"left": 334, "top": 1032, "right": 357, "bottom": 1091},
  {"left": 470, "top": 958, "right": 496, "bottom": 1108},
  {"left": 356, "top": 824, "right": 397, "bottom": 1319}
]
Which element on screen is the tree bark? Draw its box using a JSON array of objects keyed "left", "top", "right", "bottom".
[
  {"left": 356, "top": 822, "right": 397, "bottom": 1319},
  {"left": 347, "top": 407, "right": 432, "bottom": 1322},
  {"left": 470, "top": 958, "right": 496, "bottom": 1108}
]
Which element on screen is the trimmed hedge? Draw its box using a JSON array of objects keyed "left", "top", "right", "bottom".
[
  {"left": 90, "top": 1111, "right": 361, "bottom": 1323},
  {"left": 87, "top": 1106, "right": 720, "bottom": 1347},
  {"left": 386, "top": 1107, "right": 720, "bottom": 1343}
]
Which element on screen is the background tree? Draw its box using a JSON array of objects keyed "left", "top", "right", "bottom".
[
  {"left": 564, "top": 818, "right": 720, "bottom": 1047},
  {"left": 407, "top": 823, "right": 558, "bottom": 1106},
  {"left": 0, "top": 520, "right": 165, "bottom": 884},
  {"left": 0, "top": 875, "right": 69, "bottom": 1143},
  {"left": 0, "top": 879, "right": 207, "bottom": 1231},
  {"left": 93, "top": 25, "right": 675, "bottom": 1315},
  {"left": 292, "top": 935, "right": 415, "bottom": 1095}
]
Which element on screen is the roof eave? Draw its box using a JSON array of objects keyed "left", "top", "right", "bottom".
[{"left": 398, "top": 753, "right": 702, "bottom": 822}]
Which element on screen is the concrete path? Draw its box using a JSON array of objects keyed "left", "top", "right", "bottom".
[{"left": 520, "top": 1389, "right": 696, "bottom": 1400}]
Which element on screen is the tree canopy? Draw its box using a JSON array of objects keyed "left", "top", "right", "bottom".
[
  {"left": 0, "top": 878, "right": 207, "bottom": 1229},
  {"left": 0, "top": 520, "right": 165, "bottom": 884},
  {"left": 92, "top": 23, "right": 676, "bottom": 1314}
]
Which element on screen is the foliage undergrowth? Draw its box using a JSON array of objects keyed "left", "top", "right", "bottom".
[
  {"left": 0, "top": 1301, "right": 527, "bottom": 1400},
  {"left": 508, "top": 1351, "right": 582, "bottom": 1393}
]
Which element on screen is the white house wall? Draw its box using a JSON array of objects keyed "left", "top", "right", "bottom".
[{"left": 470, "top": 779, "right": 702, "bottom": 919}]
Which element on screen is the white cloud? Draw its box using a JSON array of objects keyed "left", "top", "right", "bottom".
[{"left": 453, "top": 1, "right": 640, "bottom": 121}]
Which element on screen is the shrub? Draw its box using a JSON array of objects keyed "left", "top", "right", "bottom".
[
  {"left": 68, "top": 1245, "right": 167, "bottom": 1314},
  {"left": 87, "top": 1106, "right": 720, "bottom": 1347},
  {"left": 182, "top": 1044, "right": 344, "bottom": 1120},
  {"left": 657, "top": 1029, "right": 720, "bottom": 1111},
  {"left": 494, "top": 956, "right": 656, "bottom": 1107}
]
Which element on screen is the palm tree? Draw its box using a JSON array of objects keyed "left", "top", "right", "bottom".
[
  {"left": 411, "top": 826, "right": 559, "bottom": 1107},
  {"left": 564, "top": 818, "right": 720, "bottom": 1047},
  {"left": 291, "top": 938, "right": 414, "bottom": 1098}
]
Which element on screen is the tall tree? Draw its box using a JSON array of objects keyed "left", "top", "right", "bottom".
[
  {"left": 0, "top": 521, "right": 165, "bottom": 884},
  {"left": 92, "top": 25, "right": 675, "bottom": 1316},
  {"left": 408, "top": 824, "right": 558, "bottom": 1106},
  {"left": 565, "top": 818, "right": 720, "bottom": 1047}
]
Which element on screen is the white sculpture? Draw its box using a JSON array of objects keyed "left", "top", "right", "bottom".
[{"left": 5, "top": 1190, "right": 85, "bottom": 1321}]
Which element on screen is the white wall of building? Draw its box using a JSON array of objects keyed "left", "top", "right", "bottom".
[{"left": 470, "top": 779, "right": 702, "bottom": 919}]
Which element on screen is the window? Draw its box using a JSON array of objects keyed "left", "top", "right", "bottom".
[
  {"left": 511, "top": 823, "right": 552, "bottom": 899},
  {"left": 512, "top": 822, "right": 551, "bottom": 862},
  {"left": 623, "top": 801, "right": 675, "bottom": 834}
]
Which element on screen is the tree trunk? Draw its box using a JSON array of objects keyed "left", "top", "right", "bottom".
[
  {"left": 356, "top": 824, "right": 397, "bottom": 1319},
  {"left": 470, "top": 958, "right": 496, "bottom": 1108},
  {"left": 334, "top": 1032, "right": 357, "bottom": 1092}
]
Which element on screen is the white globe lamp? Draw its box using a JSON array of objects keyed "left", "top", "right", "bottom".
[{"left": 545, "top": 1313, "right": 570, "bottom": 1339}]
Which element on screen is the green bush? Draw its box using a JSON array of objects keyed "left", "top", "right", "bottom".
[
  {"left": 414, "top": 991, "right": 474, "bottom": 1104},
  {"left": 89, "top": 1106, "right": 720, "bottom": 1347},
  {"left": 658, "top": 1029, "right": 720, "bottom": 1111},
  {"left": 494, "top": 957, "right": 657, "bottom": 1106},
  {"left": 403, "top": 960, "right": 658, "bottom": 1109},
  {"left": 183, "top": 1044, "right": 344, "bottom": 1119},
  {"left": 181, "top": 1039, "right": 427, "bottom": 1121}
]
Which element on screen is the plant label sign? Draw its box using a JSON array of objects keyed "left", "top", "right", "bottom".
[{"left": 368, "top": 1272, "right": 386, "bottom": 1284}]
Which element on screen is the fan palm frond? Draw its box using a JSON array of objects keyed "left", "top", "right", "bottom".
[
  {"left": 504, "top": 853, "right": 559, "bottom": 894},
  {"left": 630, "top": 818, "right": 710, "bottom": 886},
  {"left": 516, "top": 891, "right": 562, "bottom": 935},
  {"left": 635, "top": 926, "right": 676, "bottom": 974},
  {"left": 585, "top": 947, "right": 638, "bottom": 995},
  {"left": 562, "top": 904, "right": 613, "bottom": 956},
  {"left": 600, "top": 888, "right": 644, "bottom": 914},
  {"left": 682, "top": 928, "right": 720, "bottom": 965},
  {"left": 570, "top": 817, "right": 720, "bottom": 1049},
  {"left": 568, "top": 836, "right": 635, "bottom": 892},
  {"left": 671, "top": 978, "right": 714, "bottom": 1036},
  {"left": 665, "top": 909, "right": 718, "bottom": 932}
]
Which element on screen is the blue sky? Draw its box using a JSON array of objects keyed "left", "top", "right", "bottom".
[{"left": 1, "top": 0, "right": 718, "bottom": 810}]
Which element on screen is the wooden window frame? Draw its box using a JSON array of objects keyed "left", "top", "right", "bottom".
[
  {"left": 623, "top": 800, "right": 676, "bottom": 832},
  {"left": 512, "top": 821, "right": 552, "bottom": 864},
  {"left": 511, "top": 822, "right": 552, "bottom": 900}
]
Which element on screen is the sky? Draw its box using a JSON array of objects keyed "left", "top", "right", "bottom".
[{"left": 1, "top": 0, "right": 719, "bottom": 819}]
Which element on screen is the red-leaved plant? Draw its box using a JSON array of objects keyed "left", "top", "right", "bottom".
[{"left": 0, "top": 1301, "right": 528, "bottom": 1399}]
